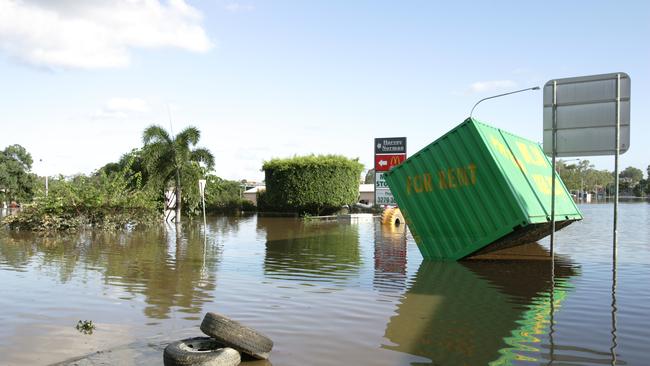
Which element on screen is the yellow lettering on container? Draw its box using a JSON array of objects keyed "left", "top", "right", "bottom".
[
  {"left": 405, "top": 164, "right": 477, "bottom": 196},
  {"left": 530, "top": 148, "right": 548, "bottom": 167},
  {"left": 456, "top": 168, "right": 469, "bottom": 186},
  {"left": 491, "top": 135, "right": 528, "bottom": 173},
  {"left": 423, "top": 173, "right": 433, "bottom": 192},
  {"left": 518, "top": 142, "right": 546, "bottom": 167},
  {"left": 414, "top": 175, "right": 423, "bottom": 193},
  {"left": 447, "top": 169, "right": 457, "bottom": 188},
  {"left": 533, "top": 174, "right": 563, "bottom": 196},
  {"left": 438, "top": 171, "right": 448, "bottom": 189},
  {"left": 468, "top": 163, "right": 477, "bottom": 185}
]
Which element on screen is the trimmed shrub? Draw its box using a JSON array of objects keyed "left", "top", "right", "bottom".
[{"left": 262, "top": 155, "right": 364, "bottom": 215}]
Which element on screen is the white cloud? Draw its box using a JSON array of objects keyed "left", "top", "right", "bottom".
[
  {"left": 465, "top": 80, "right": 518, "bottom": 94},
  {"left": 94, "top": 97, "right": 150, "bottom": 119},
  {"left": 0, "top": 0, "right": 213, "bottom": 69}
]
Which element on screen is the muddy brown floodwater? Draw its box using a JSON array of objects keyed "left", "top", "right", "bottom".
[{"left": 0, "top": 202, "right": 649, "bottom": 365}]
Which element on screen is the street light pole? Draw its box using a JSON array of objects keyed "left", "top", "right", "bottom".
[
  {"left": 470, "top": 86, "right": 541, "bottom": 119},
  {"left": 39, "top": 159, "right": 48, "bottom": 197}
]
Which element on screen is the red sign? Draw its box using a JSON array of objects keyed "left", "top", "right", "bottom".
[{"left": 375, "top": 154, "right": 405, "bottom": 171}]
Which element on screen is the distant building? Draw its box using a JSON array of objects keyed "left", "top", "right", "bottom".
[
  {"left": 358, "top": 184, "right": 374, "bottom": 204},
  {"left": 243, "top": 184, "right": 376, "bottom": 206},
  {"left": 242, "top": 186, "right": 265, "bottom": 206}
]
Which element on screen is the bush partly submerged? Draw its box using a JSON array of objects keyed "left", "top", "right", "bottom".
[{"left": 3, "top": 168, "right": 160, "bottom": 231}]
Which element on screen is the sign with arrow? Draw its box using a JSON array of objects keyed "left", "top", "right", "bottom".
[
  {"left": 374, "top": 154, "right": 406, "bottom": 172},
  {"left": 374, "top": 137, "right": 406, "bottom": 206}
]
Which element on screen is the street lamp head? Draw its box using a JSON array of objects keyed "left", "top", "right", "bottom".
[{"left": 532, "top": 86, "right": 540, "bottom": 90}]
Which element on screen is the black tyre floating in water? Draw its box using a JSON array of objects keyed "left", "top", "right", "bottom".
[
  {"left": 200, "top": 312, "right": 274, "bottom": 360},
  {"left": 163, "top": 337, "right": 241, "bottom": 366}
]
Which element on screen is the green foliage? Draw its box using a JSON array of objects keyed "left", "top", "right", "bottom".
[
  {"left": 261, "top": 155, "right": 364, "bottom": 215},
  {"left": 204, "top": 175, "right": 246, "bottom": 213},
  {"left": 2, "top": 161, "right": 160, "bottom": 231},
  {"left": 76, "top": 320, "right": 96, "bottom": 335},
  {"left": 557, "top": 159, "right": 613, "bottom": 193},
  {"left": 617, "top": 166, "right": 644, "bottom": 195},
  {"left": 141, "top": 125, "right": 215, "bottom": 220},
  {"left": 97, "top": 148, "right": 149, "bottom": 189},
  {"left": 364, "top": 168, "right": 374, "bottom": 184},
  {"left": 619, "top": 166, "right": 643, "bottom": 183},
  {"left": 0, "top": 144, "right": 37, "bottom": 203}
]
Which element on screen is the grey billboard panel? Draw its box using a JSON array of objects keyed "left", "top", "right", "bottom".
[
  {"left": 543, "top": 72, "right": 630, "bottom": 156},
  {"left": 543, "top": 101, "right": 631, "bottom": 130},
  {"left": 543, "top": 125, "right": 630, "bottom": 157},
  {"left": 375, "top": 137, "right": 407, "bottom": 154}
]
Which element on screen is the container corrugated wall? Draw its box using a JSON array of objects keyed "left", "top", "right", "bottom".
[{"left": 384, "top": 118, "right": 582, "bottom": 260}]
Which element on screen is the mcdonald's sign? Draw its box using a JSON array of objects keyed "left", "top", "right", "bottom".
[{"left": 375, "top": 153, "right": 406, "bottom": 172}]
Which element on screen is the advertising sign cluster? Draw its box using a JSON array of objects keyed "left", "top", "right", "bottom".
[{"left": 374, "top": 137, "right": 406, "bottom": 206}]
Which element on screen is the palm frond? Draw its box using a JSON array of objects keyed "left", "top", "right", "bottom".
[
  {"left": 142, "top": 125, "right": 172, "bottom": 145},
  {"left": 191, "top": 148, "right": 215, "bottom": 170},
  {"left": 175, "top": 126, "right": 200, "bottom": 148}
]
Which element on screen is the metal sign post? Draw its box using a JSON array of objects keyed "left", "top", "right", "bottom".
[
  {"left": 613, "top": 73, "right": 620, "bottom": 259},
  {"left": 543, "top": 72, "right": 630, "bottom": 258},
  {"left": 199, "top": 179, "right": 207, "bottom": 231},
  {"left": 550, "top": 80, "right": 557, "bottom": 256}
]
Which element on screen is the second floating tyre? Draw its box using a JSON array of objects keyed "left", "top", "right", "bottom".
[
  {"left": 201, "top": 312, "right": 274, "bottom": 360},
  {"left": 163, "top": 337, "right": 241, "bottom": 366}
]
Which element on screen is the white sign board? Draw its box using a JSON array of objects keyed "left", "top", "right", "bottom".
[
  {"left": 375, "top": 172, "right": 395, "bottom": 205},
  {"left": 375, "top": 172, "right": 389, "bottom": 190},
  {"left": 375, "top": 188, "right": 396, "bottom": 205},
  {"left": 198, "top": 179, "right": 207, "bottom": 198},
  {"left": 543, "top": 73, "right": 630, "bottom": 157}
]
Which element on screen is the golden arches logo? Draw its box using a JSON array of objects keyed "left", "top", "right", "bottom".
[{"left": 390, "top": 155, "right": 402, "bottom": 165}]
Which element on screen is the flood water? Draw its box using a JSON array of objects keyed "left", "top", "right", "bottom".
[{"left": 0, "top": 202, "right": 648, "bottom": 365}]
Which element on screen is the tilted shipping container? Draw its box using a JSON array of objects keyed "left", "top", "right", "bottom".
[{"left": 384, "top": 118, "right": 582, "bottom": 260}]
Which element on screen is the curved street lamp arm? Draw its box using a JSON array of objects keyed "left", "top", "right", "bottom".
[{"left": 470, "top": 86, "right": 540, "bottom": 119}]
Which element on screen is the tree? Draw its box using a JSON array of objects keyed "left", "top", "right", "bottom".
[
  {"left": 97, "top": 148, "right": 149, "bottom": 189},
  {"left": 364, "top": 169, "right": 375, "bottom": 184},
  {"left": 142, "top": 126, "right": 215, "bottom": 222},
  {"left": 0, "top": 144, "right": 37, "bottom": 204},
  {"left": 620, "top": 166, "right": 643, "bottom": 183},
  {"left": 619, "top": 166, "right": 643, "bottom": 193}
]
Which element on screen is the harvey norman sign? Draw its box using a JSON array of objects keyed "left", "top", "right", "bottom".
[{"left": 375, "top": 137, "right": 406, "bottom": 154}]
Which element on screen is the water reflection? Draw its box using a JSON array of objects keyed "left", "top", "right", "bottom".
[
  {"left": 259, "top": 217, "right": 361, "bottom": 285},
  {"left": 0, "top": 223, "right": 226, "bottom": 320},
  {"left": 373, "top": 221, "right": 408, "bottom": 292},
  {"left": 383, "top": 245, "right": 580, "bottom": 365}
]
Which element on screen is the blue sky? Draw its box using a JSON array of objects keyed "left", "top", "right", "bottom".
[{"left": 1, "top": 0, "right": 648, "bottom": 181}]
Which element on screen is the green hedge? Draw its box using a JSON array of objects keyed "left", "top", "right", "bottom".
[{"left": 261, "top": 155, "right": 364, "bottom": 215}]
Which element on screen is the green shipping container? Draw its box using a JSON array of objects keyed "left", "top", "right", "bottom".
[{"left": 384, "top": 118, "right": 582, "bottom": 260}]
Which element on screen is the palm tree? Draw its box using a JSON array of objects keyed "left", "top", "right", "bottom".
[{"left": 142, "top": 125, "right": 215, "bottom": 223}]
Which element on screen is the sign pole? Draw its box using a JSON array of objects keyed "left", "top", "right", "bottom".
[
  {"left": 550, "top": 80, "right": 557, "bottom": 257},
  {"left": 613, "top": 74, "right": 620, "bottom": 261},
  {"left": 199, "top": 179, "right": 207, "bottom": 232}
]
